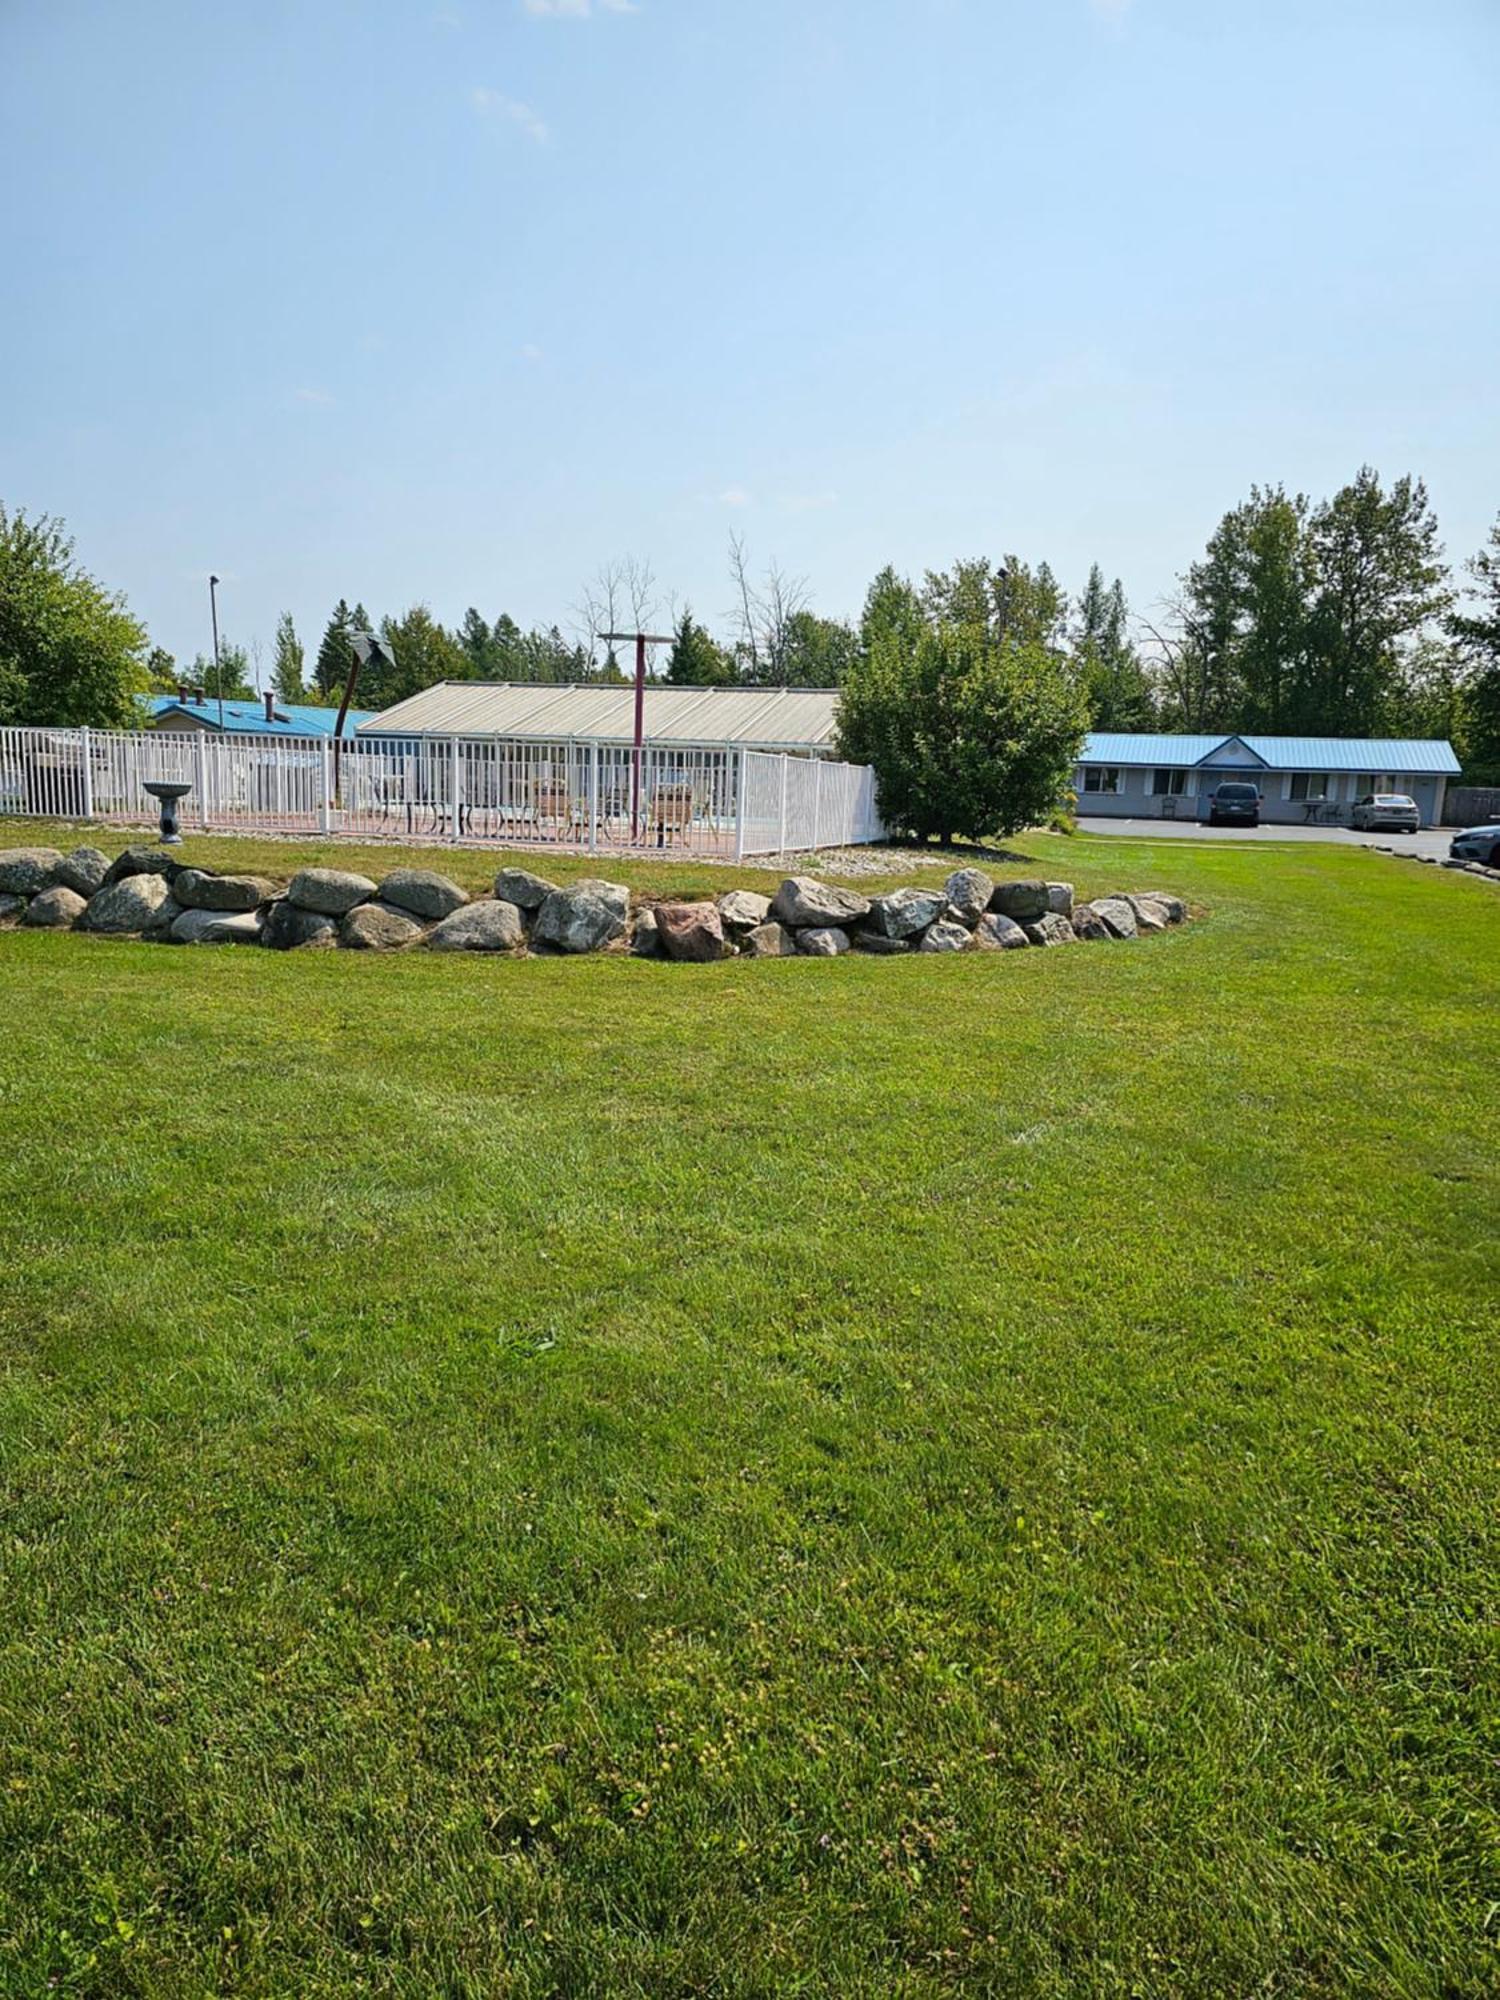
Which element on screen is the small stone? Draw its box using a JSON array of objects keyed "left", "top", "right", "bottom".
[
  {"left": 631, "top": 907, "right": 662, "bottom": 957},
  {"left": 288, "top": 867, "right": 378, "bottom": 915},
  {"left": 174, "top": 867, "right": 275, "bottom": 913},
  {"left": 53, "top": 846, "right": 111, "bottom": 897},
  {"left": 1070, "top": 903, "right": 1111, "bottom": 941},
  {"left": 769, "top": 876, "right": 871, "bottom": 928},
  {"left": 1124, "top": 895, "right": 1167, "bottom": 934},
  {"left": 494, "top": 867, "right": 558, "bottom": 910},
  {"left": 1046, "top": 882, "right": 1075, "bottom": 916},
  {"left": 943, "top": 868, "right": 994, "bottom": 925},
  {"left": 741, "top": 922, "right": 799, "bottom": 958},
  {"left": 377, "top": 868, "right": 469, "bottom": 921},
  {"left": 919, "top": 919, "right": 975, "bottom": 953},
  {"left": 797, "top": 925, "right": 852, "bottom": 957},
  {"left": 1023, "top": 912, "right": 1077, "bottom": 947},
  {"left": 531, "top": 879, "right": 630, "bottom": 954},
  {"left": 1090, "top": 896, "right": 1138, "bottom": 939},
  {"left": 717, "top": 889, "right": 772, "bottom": 931},
  {"left": 850, "top": 927, "right": 912, "bottom": 954},
  {"left": 1129, "top": 891, "right": 1185, "bottom": 926},
  {"left": 21, "top": 885, "right": 87, "bottom": 928},
  {"left": 0, "top": 847, "right": 63, "bottom": 896},
  {"left": 656, "top": 901, "right": 731, "bottom": 963},
  {"left": 989, "top": 878, "right": 1050, "bottom": 922},
  {"left": 426, "top": 900, "right": 526, "bottom": 952},
  {"left": 867, "top": 886, "right": 946, "bottom": 939},
  {"left": 261, "top": 900, "right": 339, "bottom": 951},
  {"left": 340, "top": 902, "right": 426, "bottom": 950},
  {"left": 78, "top": 873, "right": 174, "bottom": 933},
  {"left": 103, "top": 845, "right": 184, "bottom": 886},
  {"left": 973, "top": 912, "right": 1029, "bottom": 950},
  {"left": 169, "top": 908, "right": 264, "bottom": 944}
]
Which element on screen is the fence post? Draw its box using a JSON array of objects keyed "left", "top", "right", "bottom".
[
  {"left": 79, "top": 727, "right": 94, "bottom": 822},
  {"left": 194, "top": 734, "right": 210, "bottom": 828},
  {"left": 813, "top": 758, "right": 824, "bottom": 849},
  {"left": 777, "top": 754, "right": 789, "bottom": 855},
  {"left": 319, "top": 740, "right": 333, "bottom": 833},
  {"left": 733, "top": 749, "right": 746, "bottom": 862},
  {"left": 450, "top": 736, "right": 462, "bottom": 843},
  {"left": 588, "top": 740, "right": 599, "bottom": 854}
]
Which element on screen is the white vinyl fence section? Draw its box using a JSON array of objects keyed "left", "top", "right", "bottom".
[{"left": 0, "top": 726, "right": 886, "bottom": 858}]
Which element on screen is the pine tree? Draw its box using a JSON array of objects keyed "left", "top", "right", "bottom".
[
  {"left": 314, "top": 599, "right": 355, "bottom": 699},
  {"left": 665, "top": 607, "right": 736, "bottom": 685},
  {"left": 272, "top": 613, "right": 307, "bottom": 703}
]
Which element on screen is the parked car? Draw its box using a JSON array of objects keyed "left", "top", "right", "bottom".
[
  {"left": 1206, "top": 780, "right": 1261, "bottom": 827},
  {"left": 1351, "top": 793, "right": 1421, "bottom": 832},
  {"left": 1449, "top": 822, "right": 1500, "bottom": 867}
]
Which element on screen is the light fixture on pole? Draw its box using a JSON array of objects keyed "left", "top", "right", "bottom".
[
  {"left": 600, "top": 629, "right": 674, "bottom": 839},
  {"left": 208, "top": 574, "right": 224, "bottom": 729}
]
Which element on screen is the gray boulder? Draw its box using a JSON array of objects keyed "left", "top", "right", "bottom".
[
  {"left": 260, "top": 900, "right": 338, "bottom": 951},
  {"left": 1129, "top": 891, "right": 1185, "bottom": 926},
  {"left": 850, "top": 927, "right": 912, "bottom": 954},
  {"left": 769, "top": 876, "right": 871, "bottom": 928},
  {"left": 0, "top": 893, "right": 27, "bottom": 927},
  {"left": 169, "top": 908, "right": 264, "bottom": 945},
  {"left": 797, "top": 925, "right": 851, "bottom": 957},
  {"left": 0, "top": 847, "right": 63, "bottom": 896},
  {"left": 1090, "top": 896, "right": 1138, "bottom": 940},
  {"left": 103, "top": 845, "right": 183, "bottom": 886},
  {"left": 287, "top": 867, "right": 377, "bottom": 915},
  {"left": 717, "top": 888, "right": 772, "bottom": 931},
  {"left": 656, "top": 901, "right": 731, "bottom": 963},
  {"left": 340, "top": 902, "right": 426, "bottom": 950},
  {"left": 79, "top": 872, "right": 174, "bottom": 933},
  {"left": 973, "top": 911, "right": 1029, "bottom": 951},
  {"left": 53, "top": 846, "right": 111, "bottom": 897},
  {"left": 989, "top": 878, "right": 1050, "bottom": 922},
  {"left": 1023, "top": 912, "right": 1077, "bottom": 947},
  {"left": 531, "top": 878, "right": 630, "bottom": 954},
  {"left": 943, "top": 867, "right": 994, "bottom": 925},
  {"left": 741, "top": 921, "right": 799, "bottom": 958},
  {"left": 494, "top": 866, "right": 558, "bottom": 910},
  {"left": 426, "top": 900, "right": 526, "bottom": 952},
  {"left": 1124, "top": 894, "right": 1168, "bottom": 934},
  {"left": 919, "top": 919, "right": 975, "bottom": 953},
  {"left": 142, "top": 897, "right": 184, "bottom": 942},
  {"left": 1046, "top": 881, "right": 1075, "bottom": 917},
  {"left": 174, "top": 867, "right": 275, "bottom": 913},
  {"left": 378, "top": 867, "right": 469, "bottom": 921},
  {"left": 21, "top": 885, "right": 88, "bottom": 928},
  {"left": 631, "top": 907, "right": 661, "bottom": 957},
  {"left": 868, "top": 885, "right": 946, "bottom": 939},
  {"left": 1070, "top": 903, "right": 1111, "bottom": 941}
]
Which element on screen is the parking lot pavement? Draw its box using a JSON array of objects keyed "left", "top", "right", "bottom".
[{"left": 1078, "top": 818, "right": 1457, "bottom": 862}]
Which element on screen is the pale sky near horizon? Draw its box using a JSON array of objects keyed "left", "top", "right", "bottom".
[{"left": 3, "top": 0, "right": 1498, "bottom": 676}]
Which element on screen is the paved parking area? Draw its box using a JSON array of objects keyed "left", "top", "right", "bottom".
[{"left": 1079, "top": 818, "right": 1456, "bottom": 861}]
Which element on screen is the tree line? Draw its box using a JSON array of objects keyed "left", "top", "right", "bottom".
[{"left": 4, "top": 470, "right": 1500, "bottom": 782}]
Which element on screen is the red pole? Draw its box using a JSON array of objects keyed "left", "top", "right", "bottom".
[{"left": 631, "top": 631, "right": 646, "bottom": 839}]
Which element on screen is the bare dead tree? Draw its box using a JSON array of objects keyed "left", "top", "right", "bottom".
[
  {"left": 623, "top": 554, "right": 659, "bottom": 637},
  {"left": 1139, "top": 598, "right": 1214, "bottom": 729},
  {"left": 760, "top": 557, "right": 811, "bottom": 685},
  {"left": 726, "top": 531, "right": 761, "bottom": 679},
  {"left": 572, "top": 560, "right": 625, "bottom": 673},
  {"left": 725, "top": 534, "right": 811, "bottom": 683}
]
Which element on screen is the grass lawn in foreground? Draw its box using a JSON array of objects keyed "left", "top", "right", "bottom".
[{"left": 0, "top": 824, "right": 1496, "bottom": 1996}]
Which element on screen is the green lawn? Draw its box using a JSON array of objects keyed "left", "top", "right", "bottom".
[{"left": 0, "top": 823, "right": 1496, "bottom": 1997}]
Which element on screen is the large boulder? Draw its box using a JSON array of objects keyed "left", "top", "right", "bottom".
[
  {"left": 174, "top": 867, "right": 275, "bottom": 913},
  {"left": 1023, "top": 912, "right": 1078, "bottom": 948},
  {"left": 103, "top": 845, "right": 184, "bottom": 886},
  {"left": 0, "top": 893, "right": 26, "bottom": 928},
  {"left": 21, "top": 885, "right": 88, "bottom": 929},
  {"left": 717, "top": 889, "right": 772, "bottom": 931},
  {"left": 989, "top": 878, "right": 1050, "bottom": 922},
  {"left": 0, "top": 847, "right": 63, "bottom": 896},
  {"left": 531, "top": 879, "right": 630, "bottom": 954},
  {"left": 142, "top": 896, "right": 184, "bottom": 942},
  {"left": 1124, "top": 895, "right": 1167, "bottom": 934},
  {"left": 378, "top": 867, "right": 469, "bottom": 922},
  {"left": 1070, "top": 902, "right": 1111, "bottom": 942},
  {"left": 169, "top": 908, "right": 264, "bottom": 945},
  {"left": 867, "top": 885, "right": 946, "bottom": 939},
  {"left": 973, "top": 912, "right": 1029, "bottom": 951},
  {"left": 1090, "top": 896, "right": 1138, "bottom": 940},
  {"left": 769, "top": 876, "right": 871, "bottom": 929},
  {"left": 1046, "top": 882, "right": 1075, "bottom": 917},
  {"left": 426, "top": 900, "right": 526, "bottom": 953},
  {"left": 340, "top": 902, "right": 426, "bottom": 950},
  {"left": 741, "top": 921, "right": 799, "bottom": 958},
  {"left": 1129, "top": 891, "right": 1185, "bottom": 928},
  {"left": 79, "top": 873, "right": 174, "bottom": 934},
  {"left": 919, "top": 919, "right": 974, "bottom": 953},
  {"left": 656, "top": 901, "right": 730, "bottom": 963},
  {"left": 494, "top": 866, "right": 558, "bottom": 911},
  {"left": 261, "top": 900, "right": 339, "bottom": 951},
  {"left": 797, "top": 925, "right": 851, "bottom": 957},
  {"left": 944, "top": 868, "right": 994, "bottom": 925},
  {"left": 53, "top": 846, "right": 111, "bottom": 897},
  {"left": 287, "top": 867, "right": 377, "bottom": 915}
]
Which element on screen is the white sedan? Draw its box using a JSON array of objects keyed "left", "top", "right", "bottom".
[{"left": 1351, "top": 793, "right": 1421, "bottom": 832}]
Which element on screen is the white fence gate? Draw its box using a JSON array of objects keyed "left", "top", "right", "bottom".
[{"left": 0, "top": 726, "right": 886, "bottom": 859}]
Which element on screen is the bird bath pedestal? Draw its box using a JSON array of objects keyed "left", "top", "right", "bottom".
[{"left": 143, "top": 780, "right": 192, "bottom": 845}]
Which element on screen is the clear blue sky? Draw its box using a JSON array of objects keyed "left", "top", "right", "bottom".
[{"left": 3, "top": 0, "right": 1497, "bottom": 675}]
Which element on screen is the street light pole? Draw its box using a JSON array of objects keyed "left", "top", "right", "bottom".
[{"left": 209, "top": 574, "right": 224, "bottom": 729}]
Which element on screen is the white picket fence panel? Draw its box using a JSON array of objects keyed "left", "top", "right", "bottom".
[{"left": 0, "top": 726, "right": 885, "bottom": 858}]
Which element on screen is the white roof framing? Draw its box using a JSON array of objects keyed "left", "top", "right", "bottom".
[{"left": 359, "top": 682, "right": 840, "bottom": 751}]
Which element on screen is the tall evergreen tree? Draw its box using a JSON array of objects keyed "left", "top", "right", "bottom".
[
  {"left": 272, "top": 612, "right": 308, "bottom": 703},
  {"left": 1450, "top": 512, "right": 1500, "bottom": 782},
  {"left": 666, "top": 607, "right": 736, "bottom": 685},
  {"left": 314, "top": 599, "right": 356, "bottom": 699},
  {"left": 458, "top": 607, "right": 493, "bottom": 679},
  {"left": 1073, "top": 565, "right": 1155, "bottom": 729}
]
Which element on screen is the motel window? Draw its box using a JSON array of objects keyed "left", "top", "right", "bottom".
[
  {"left": 1083, "top": 767, "right": 1123, "bottom": 795},
  {"left": 1289, "top": 773, "right": 1333, "bottom": 800},
  {"left": 1151, "top": 768, "right": 1188, "bottom": 796}
]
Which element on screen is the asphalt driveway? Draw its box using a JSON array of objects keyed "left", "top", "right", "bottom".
[{"left": 1079, "top": 818, "right": 1457, "bottom": 861}]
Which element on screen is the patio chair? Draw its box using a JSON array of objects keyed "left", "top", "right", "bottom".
[{"left": 650, "top": 782, "right": 696, "bottom": 848}]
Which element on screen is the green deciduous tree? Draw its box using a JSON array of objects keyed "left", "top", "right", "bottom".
[
  {"left": 1450, "top": 512, "right": 1500, "bottom": 782},
  {"left": 0, "top": 504, "right": 148, "bottom": 726},
  {"left": 374, "top": 606, "right": 469, "bottom": 706},
  {"left": 779, "top": 610, "right": 859, "bottom": 686},
  {"left": 189, "top": 641, "right": 255, "bottom": 702},
  {"left": 272, "top": 613, "right": 308, "bottom": 703}
]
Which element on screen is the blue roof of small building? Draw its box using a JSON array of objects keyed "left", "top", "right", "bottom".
[
  {"left": 1080, "top": 732, "right": 1460, "bottom": 775},
  {"left": 147, "top": 696, "right": 375, "bottom": 738}
]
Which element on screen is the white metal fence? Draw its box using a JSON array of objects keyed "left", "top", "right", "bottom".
[{"left": 0, "top": 726, "right": 886, "bottom": 858}]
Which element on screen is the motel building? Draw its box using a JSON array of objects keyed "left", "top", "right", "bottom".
[{"left": 1073, "top": 733, "right": 1459, "bottom": 828}]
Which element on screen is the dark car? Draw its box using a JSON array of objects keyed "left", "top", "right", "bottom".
[
  {"left": 1206, "top": 780, "right": 1261, "bottom": 828},
  {"left": 1449, "top": 822, "right": 1500, "bottom": 867}
]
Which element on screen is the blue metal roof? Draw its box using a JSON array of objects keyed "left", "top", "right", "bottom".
[
  {"left": 146, "top": 696, "right": 376, "bottom": 738},
  {"left": 1081, "top": 732, "right": 1460, "bottom": 775}
]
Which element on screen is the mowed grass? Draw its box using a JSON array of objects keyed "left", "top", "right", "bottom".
[{"left": 0, "top": 822, "right": 1496, "bottom": 1998}]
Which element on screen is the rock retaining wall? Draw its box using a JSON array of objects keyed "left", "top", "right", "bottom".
[{"left": 0, "top": 845, "right": 1192, "bottom": 962}]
